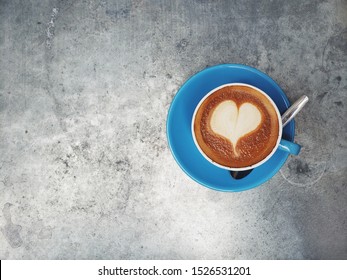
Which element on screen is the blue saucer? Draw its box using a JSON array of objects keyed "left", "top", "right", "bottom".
[{"left": 166, "top": 64, "right": 295, "bottom": 192}]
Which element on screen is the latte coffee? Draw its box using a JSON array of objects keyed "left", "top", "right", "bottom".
[{"left": 193, "top": 84, "right": 280, "bottom": 168}]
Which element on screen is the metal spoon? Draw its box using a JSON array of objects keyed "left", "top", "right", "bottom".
[
  {"left": 281, "top": 95, "right": 309, "bottom": 127},
  {"left": 230, "top": 95, "right": 309, "bottom": 179}
]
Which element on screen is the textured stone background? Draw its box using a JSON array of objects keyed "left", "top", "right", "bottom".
[{"left": 0, "top": 0, "right": 346, "bottom": 259}]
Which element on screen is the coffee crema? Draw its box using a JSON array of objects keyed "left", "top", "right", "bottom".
[{"left": 193, "top": 85, "right": 279, "bottom": 168}]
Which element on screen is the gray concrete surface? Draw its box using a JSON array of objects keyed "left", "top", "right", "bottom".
[{"left": 0, "top": 0, "right": 346, "bottom": 259}]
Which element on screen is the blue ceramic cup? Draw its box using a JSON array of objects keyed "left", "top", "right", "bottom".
[
  {"left": 191, "top": 83, "right": 301, "bottom": 171},
  {"left": 167, "top": 64, "right": 302, "bottom": 191}
]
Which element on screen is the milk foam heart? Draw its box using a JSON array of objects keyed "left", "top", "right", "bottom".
[
  {"left": 193, "top": 84, "right": 280, "bottom": 168},
  {"left": 210, "top": 101, "right": 261, "bottom": 151}
]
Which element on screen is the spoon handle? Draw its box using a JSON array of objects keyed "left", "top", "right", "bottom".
[{"left": 282, "top": 95, "right": 309, "bottom": 127}]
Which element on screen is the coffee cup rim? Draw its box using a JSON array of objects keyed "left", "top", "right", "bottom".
[{"left": 191, "top": 83, "right": 283, "bottom": 171}]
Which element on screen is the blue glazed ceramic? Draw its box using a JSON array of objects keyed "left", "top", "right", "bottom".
[{"left": 166, "top": 64, "right": 296, "bottom": 192}]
